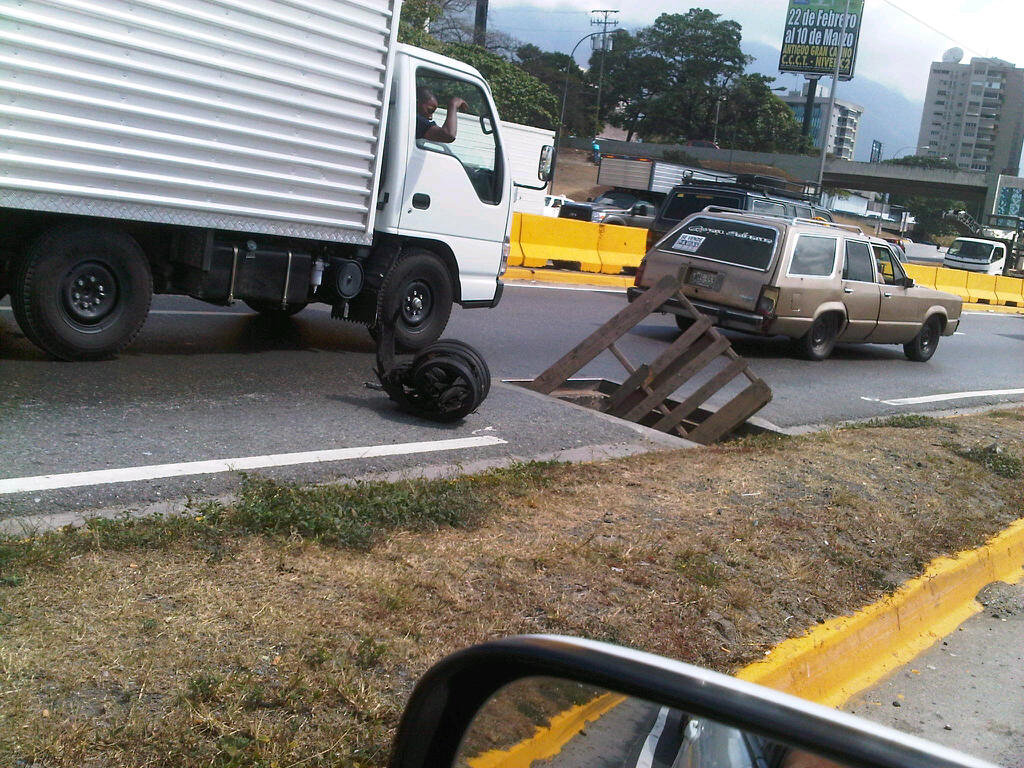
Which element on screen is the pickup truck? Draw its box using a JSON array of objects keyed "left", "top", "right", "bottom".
[
  {"left": 629, "top": 211, "right": 962, "bottom": 362},
  {"left": 558, "top": 191, "right": 659, "bottom": 228}
]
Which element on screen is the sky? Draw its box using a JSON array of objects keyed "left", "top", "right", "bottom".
[{"left": 486, "top": 0, "right": 1020, "bottom": 106}]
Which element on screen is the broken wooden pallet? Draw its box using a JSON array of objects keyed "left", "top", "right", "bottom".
[{"left": 525, "top": 274, "right": 772, "bottom": 444}]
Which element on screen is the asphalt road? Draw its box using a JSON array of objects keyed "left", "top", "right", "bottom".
[{"left": 2, "top": 283, "right": 1022, "bottom": 523}]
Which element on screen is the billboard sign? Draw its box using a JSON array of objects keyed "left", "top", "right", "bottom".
[
  {"left": 994, "top": 175, "right": 1024, "bottom": 218},
  {"left": 778, "top": 0, "right": 865, "bottom": 81}
]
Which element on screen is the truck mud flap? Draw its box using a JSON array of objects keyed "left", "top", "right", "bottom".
[{"left": 524, "top": 275, "right": 772, "bottom": 444}]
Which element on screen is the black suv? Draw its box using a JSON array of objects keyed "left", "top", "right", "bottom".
[{"left": 647, "top": 174, "right": 832, "bottom": 247}]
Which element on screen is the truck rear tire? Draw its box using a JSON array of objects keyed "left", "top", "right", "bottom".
[
  {"left": 376, "top": 250, "right": 453, "bottom": 351},
  {"left": 11, "top": 226, "right": 153, "bottom": 361}
]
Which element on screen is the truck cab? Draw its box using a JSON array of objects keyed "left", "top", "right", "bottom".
[{"left": 943, "top": 237, "right": 1007, "bottom": 275}]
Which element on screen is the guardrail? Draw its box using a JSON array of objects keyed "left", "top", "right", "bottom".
[{"left": 510, "top": 213, "right": 1024, "bottom": 307}]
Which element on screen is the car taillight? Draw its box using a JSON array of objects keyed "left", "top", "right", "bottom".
[
  {"left": 634, "top": 258, "right": 647, "bottom": 287},
  {"left": 757, "top": 286, "right": 779, "bottom": 316}
]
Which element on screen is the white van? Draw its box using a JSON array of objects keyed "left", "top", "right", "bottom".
[{"left": 943, "top": 237, "right": 1007, "bottom": 275}]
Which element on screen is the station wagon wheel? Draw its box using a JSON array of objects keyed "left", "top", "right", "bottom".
[
  {"left": 674, "top": 314, "right": 695, "bottom": 332},
  {"left": 800, "top": 313, "right": 838, "bottom": 361},
  {"left": 903, "top": 316, "right": 941, "bottom": 362}
]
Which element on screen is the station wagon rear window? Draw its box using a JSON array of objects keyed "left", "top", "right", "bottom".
[{"left": 668, "top": 216, "right": 778, "bottom": 271}]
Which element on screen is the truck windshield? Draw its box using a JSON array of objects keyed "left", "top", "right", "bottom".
[
  {"left": 947, "top": 240, "right": 995, "bottom": 261},
  {"left": 593, "top": 191, "right": 638, "bottom": 208},
  {"left": 667, "top": 216, "right": 779, "bottom": 271}
]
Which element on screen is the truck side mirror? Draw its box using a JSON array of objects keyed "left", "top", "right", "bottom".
[{"left": 537, "top": 145, "right": 554, "bottom": 182}]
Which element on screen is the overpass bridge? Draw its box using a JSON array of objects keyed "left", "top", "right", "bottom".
[{"left": 582, "top": 138, "right": 998, "bottom": 210}]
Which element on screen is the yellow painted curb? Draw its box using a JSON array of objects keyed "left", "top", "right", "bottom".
[
  {"left": 466, "top": 692, "right": 626, "bottom": 768},
  {"left": 737, "top": 517, "right": 1024, "bottom": 708}
]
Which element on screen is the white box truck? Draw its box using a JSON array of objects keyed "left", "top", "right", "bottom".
[{"left": 0, "top": 0, "right": 550, "bottom": 359}]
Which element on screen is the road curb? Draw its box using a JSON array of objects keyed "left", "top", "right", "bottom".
[
  {"left": 736, "top": 517, "right": 1024, "bottom": 707},
  {"left": 466, "top": 692, "right": 626, "bottom": 767}
]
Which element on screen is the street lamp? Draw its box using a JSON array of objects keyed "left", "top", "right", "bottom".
[{"left": 549, "top": 31, "right": 605, "bottom": 194}]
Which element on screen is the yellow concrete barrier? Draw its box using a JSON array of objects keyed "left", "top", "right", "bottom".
[
  {"left": 507, "top": 212, "right": 525, "bottom": 268},
  {"left": 518, "top": 213, "right": 602, "bottom": 272},
  {"left": 933, "top": 266, "right": 969, "bottom": 301},
  {"left": 597, "top": 223, "right": 646, "bottom": 274},
  {"left": 902, "top": 264, "right": 936, "bottom": 289},
  {"left": 995, "top": 275, "right": 1023, "bottom": 306},
  {"left": 965, "top": 272, "right": 999, "bottom": 304}
]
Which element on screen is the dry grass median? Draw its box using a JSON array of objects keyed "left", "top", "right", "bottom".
[{"left": 1, "top": 409, "right": 1022, "bottom": 767}]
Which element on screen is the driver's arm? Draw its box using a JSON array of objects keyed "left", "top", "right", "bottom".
[{"left": 423, "top": 97, "right": 467, "bottom": 143}]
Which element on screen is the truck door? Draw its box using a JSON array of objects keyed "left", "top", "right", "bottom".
[{"left": 399, "top": 67, "right": 509, "bottom": 303}]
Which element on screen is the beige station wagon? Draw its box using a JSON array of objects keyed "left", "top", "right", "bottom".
[{"left": 628, "top": 210, "right": 963, "bottom": 361}]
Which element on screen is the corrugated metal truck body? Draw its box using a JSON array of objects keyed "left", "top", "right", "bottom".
[{"left": 1, "top": 0, "right": 397, "bottom": 244}]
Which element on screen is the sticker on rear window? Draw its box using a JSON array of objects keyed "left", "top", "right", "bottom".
[{"left": 673, "top": 233, "right": 706, "bottom": 252}]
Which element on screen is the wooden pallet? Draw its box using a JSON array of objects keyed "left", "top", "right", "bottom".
[{"left": 526, "top": 275, "right": 772, "bottom": 444}]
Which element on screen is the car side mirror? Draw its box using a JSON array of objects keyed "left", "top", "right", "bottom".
[
  {"left": 387, "top": 636, "right": 990, "bottom": 768},
  {"left": 902, "top": 277, "right": 915, "bottom": 288}
]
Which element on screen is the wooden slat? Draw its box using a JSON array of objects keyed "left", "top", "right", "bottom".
[
  {"left": 619, "top": 335, "right": 731, "bottom": 422},
  {"left": 603, "top": 363, "right": 651, "bottom": 414},
  {"left": 651, "top": 357, "right": 747, "bottom": 433},
  {"left": 685, "top": 381, "right": 773, "bottom": 444},
  {"left": 603, "top": 318, "right": 711, "bottom": 416},
  {"left": 526, "top": 275, "right": 680, "bottom": 395}
]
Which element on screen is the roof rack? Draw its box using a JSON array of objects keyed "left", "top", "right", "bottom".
[
  {"left": 699, "top": 207, "right": 864, "bottom": 233},
  {"left": 675, "top": 173, "right": 820, "bottom": 202}
]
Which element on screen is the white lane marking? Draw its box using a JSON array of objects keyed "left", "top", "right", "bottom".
[
  {"left": 634, "top": 706, "right": 670, "bottom": 768},
  {"left": 0, "top": 436, "right": 508, "bottom": 495},
  {"left": 861, "top": 388, "right": 1024, "bottom": 406}
]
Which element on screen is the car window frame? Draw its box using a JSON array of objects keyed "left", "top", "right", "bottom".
[
  {"left": 786, "top": 233, "right": 839, "bottom": 279},
  {"left": 842, "top": 240, "right": 877, "bottom": 283}
]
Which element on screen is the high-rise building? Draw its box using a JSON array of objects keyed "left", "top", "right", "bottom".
[
  {"left": 783, "top": 85, "right": 862, "bottom": 161},
  {"left": 917, "top": 55, "right": 1024, "bottom": 175}
]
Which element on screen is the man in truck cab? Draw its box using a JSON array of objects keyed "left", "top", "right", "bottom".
[{"left": 416, "top": 86, "right": 467, "bottom": 143}]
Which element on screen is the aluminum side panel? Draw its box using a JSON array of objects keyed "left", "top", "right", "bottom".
[{"left": 0, "top": 0, "right": 401, "bottom": 244}]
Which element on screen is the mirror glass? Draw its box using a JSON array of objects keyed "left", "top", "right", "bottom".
[
  {"left": 454, "top": 676, "right": 848, "bottom": 768},
  {"left": 538, "top": 145, "right": 554, "bottom": 181}
]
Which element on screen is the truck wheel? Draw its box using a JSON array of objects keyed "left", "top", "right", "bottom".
[
  {"left": 799, "top": 313, "right": 838, "bottom": 361},
  {"left": 903, "top": 316, "right": 941, "bottom": 362},
  {"left": 11, "top": 226, "right": 152, "bottom": 361},
  {"left": 376, "top": 250, "right": 453, "bottom": 351},
  {"left": 244, "top": 299, "right": 307, "bottom": 318}
]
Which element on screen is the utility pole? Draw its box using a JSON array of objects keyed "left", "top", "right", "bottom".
[
  {"left": 590, "top": 9, "right": 618, "bottom": 137},
  {"left": 473, "top": 0, "right": 489, "bottom": 47}
]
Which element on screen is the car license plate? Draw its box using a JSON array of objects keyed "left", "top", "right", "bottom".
[{"left": 688, "top": 269, "right": 717, "bottom": 289}]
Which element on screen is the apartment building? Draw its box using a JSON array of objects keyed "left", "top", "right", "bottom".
[
  {"left": 916, "top": 56, "right": 1024, "bottom": 174},
  {"left": 784, "top": 85, "right": 863, "bottom": 161}
]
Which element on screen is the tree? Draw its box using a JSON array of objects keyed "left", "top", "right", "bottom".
[
  {"left": 883, "top": 155, "right": 967, "bottom": 237},
  {"left": 440, "top": 43, "right": 558, "bottom": 128},
  {"left": 516, "top": 44, "right": 595, "bottom": 136},
  {"left": 592, "top": 30, "right": 669, "bottom": 141},
  {"left": 718, "top": 75, "right": 811, "bottom": 153},
  {"left": 397, "top": 0, "right": 444, "bottom": 50},
  {"left": 596, "top": 10, "right": 749, "bottom": 141}
]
